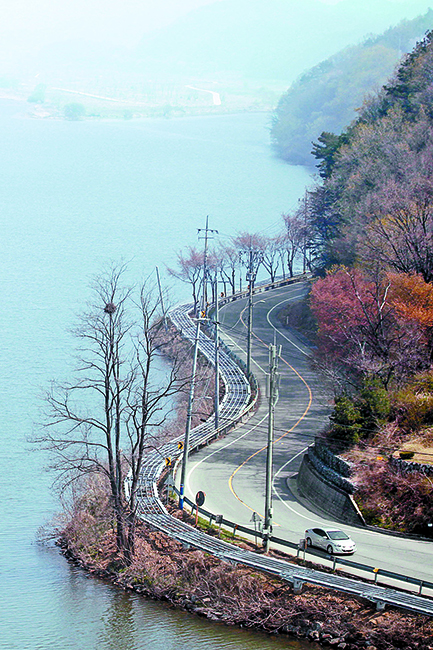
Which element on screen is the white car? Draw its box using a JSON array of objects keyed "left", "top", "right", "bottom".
[{"left": 305, "top": 527, "right": 356, "bottom": 555}]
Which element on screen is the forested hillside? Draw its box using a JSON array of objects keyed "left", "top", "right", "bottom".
[
  {"left": 299, "top": 28, "right": 433, "bottom": 388},
  {"left": 271, "top": 10, "right": 433, "bottom": 165},
  {"left": 309, "top": 30, "right": 433, "bottom": 281},
  {"left": 291, "top": 31, "right": 433, "bottom": 531}
]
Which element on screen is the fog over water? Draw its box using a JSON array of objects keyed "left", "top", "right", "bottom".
[
  {"left": 2, "top": 0, "right": 432, "bottom": 49},
  {"left": 1, "top": 0, "right": 432, "bottom": 646},
  {"left": 0, "top": 103, "right": 313, "bottom": 649}
]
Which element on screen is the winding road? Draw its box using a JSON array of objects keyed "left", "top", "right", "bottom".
[{"left": 182, "top": 281, "right": 433, "bottom": 591}]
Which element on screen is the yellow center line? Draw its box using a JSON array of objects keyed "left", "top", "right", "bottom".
[{"left": 227, "top": 301, "right": 313, "bottom": 519}]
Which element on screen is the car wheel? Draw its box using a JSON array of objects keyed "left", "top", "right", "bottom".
[
  {"left": 327, "top": 545, "right": 334, "bottom": 555},
  {"left": 306, "top": 537, "right": 312, "bottom": 547}
]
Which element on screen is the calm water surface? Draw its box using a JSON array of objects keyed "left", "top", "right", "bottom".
[{"left": 0, "top": 100, "right": 313, "bottom": 649}]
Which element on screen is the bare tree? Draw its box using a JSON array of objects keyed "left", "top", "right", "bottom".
[
  {"left": 363, "top": 188, "right": 433, "bottom": 283},
  {"left": 233, "top": 231, "right": 266, "bottom": 252},
  {"left": 260, "top": 235, "right": 281, "bottom": 283},
  {"left": 36, "top": 264, "right": 185, "bottom": 562},
  {"left": 217, "top": 244, "right": 239, "bottom": 295},
  {"left": 167, "top": 246, "right": 204, "bottom": 311},
  {"left": 282, "top": 210, "right": 303, "bottom": 276},
  {"left": 282, "top": 197, "right": 315, "bottom": 276},
  {"left": 275, "top": 234, "right": 288, "bottom": 279}
]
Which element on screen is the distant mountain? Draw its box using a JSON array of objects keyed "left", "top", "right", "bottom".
[
  {"left": 11, "top": 0, "right": 433, "bottom": 117},
  {"left": 135, "top": 0, "right": 433, "bottom": 83},
  {"left": 271, "top": 9, "right": 433, "bottom": 165}
]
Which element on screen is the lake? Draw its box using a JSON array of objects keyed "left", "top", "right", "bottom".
[{"left": 0, "top": 101, "right": 313, "bottom": 649}]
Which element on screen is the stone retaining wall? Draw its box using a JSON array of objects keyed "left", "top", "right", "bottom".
[
  {"left": 297, "top": 453, "right": 365, "bottom": 526},
  {"left": 309, "top": 446, "right": 355, "bottom": 493},
  {"left": 390, "top": 455, "right": 433, "bottom": 476},
  {"left": 314, "top": 440, "right": 353, "bottom": 478}
]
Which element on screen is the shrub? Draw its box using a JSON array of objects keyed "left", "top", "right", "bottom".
[
  {"left": 392, "top": 387, "right": 433, "bottom": 433},
  {"left": 391, "top": 370, "right": 433, "bottom": 432},
  {"left": 27, "top": 83, "right": 46, "bottom": 103},
  {"left": 409, "top": 369, "right": 433, "bottom": 394},
  {"left": 353, "top": 459, "right": 433, "bottom": 533},
  {"left": 329, "top": 395, "right": 362, "bottom": 447},
  {"left": 358, "top": 377, "right": 391, "bottom": 436}
]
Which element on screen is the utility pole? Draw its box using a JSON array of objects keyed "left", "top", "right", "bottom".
[
  {"left": 197, "top": 215, "right": 218, "bottom": 314},
  {"left": 198, "top": 218, "right": 219, "bottom": 431},
  {"left": 247, "top": 255, "right": 254, "bottom": 378},
  {"left": 214, "top": 273, "right": 220, "bottom": 430},
  {"left": 303, "top": 190, "right": 308, "bottom": 274},
  {"left": 179, "top": 217, "right": 218, "bottom": 510},
  {"left": 178, "top": 317, "right": 200, "bottom": 510},
  {"left": 239, "top": 243, "right": 263, "bottom": 377},
  {"left": 263, "top": 343, "right": 280, "bottom": 553}
]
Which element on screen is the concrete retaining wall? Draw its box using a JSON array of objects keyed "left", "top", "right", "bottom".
[{"left": 297, "top": 455, "right": 365, "bottom": 526}]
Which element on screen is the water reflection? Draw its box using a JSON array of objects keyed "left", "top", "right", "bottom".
[
  {"left": 28, "top": 542, "right": 315, "bottom": 650},
  {"left": 99, "top": 591, "right": 138, "bottom": 650},
  {"left": 96, "top": 584, "right": 315, "bottom": 650}
]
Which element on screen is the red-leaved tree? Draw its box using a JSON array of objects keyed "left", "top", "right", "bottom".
[
  {"left": 310, "top": 266, "right": 427, "bottom": 387},
  {"left": 388, "top": 271, "right": 433, "bottom": 360}
]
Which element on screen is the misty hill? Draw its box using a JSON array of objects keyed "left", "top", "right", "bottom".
[
  {"left": 271, "top": 9, "right": 433, "bottom": 166},
  {"left": 135, "top": 0, "right": 433, "bottom": 83},
  {"left": 12, "top": 0, "right": 433, "bottom": 120}
]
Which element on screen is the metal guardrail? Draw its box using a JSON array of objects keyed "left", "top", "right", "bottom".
[
  {"left": 178, "top": 490, "right": 433, "bottom": 597},
  {"left": 217, "top": 273, "right": 312, "bottom": 309},
  {"left": 144, "top": 500, "right": 433, "bottom": 616},
  {"left": 135, "top": 277, "right": 433, "bottom": 616}
]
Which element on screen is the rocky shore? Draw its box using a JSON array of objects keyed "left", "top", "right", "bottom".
[{"left": 58, "top": 503, "right": 433, "bottom": 650}]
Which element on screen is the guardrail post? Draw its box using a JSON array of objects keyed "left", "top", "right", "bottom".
[
  {"left": 215, "top": 514, "right": 223, "bottom": 537},
  {"left": 419, "top": 580, "right": 424, "bottom": 595},
  {"left": 298, "top": 538, "right": 306, "bottom": 560},
  {"left": 292, "top": 578, "right": 304, "bottom": 594}
]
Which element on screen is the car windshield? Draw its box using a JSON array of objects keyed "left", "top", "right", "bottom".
[{"left": 327, "top": 530, "right": 350, "bottom": 540}]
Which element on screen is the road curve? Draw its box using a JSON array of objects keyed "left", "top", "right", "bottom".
[
  {"left": 184, "top": 281, "right": 433, "bottom": 590},
  {"left": 133, "top": 279, "right": 433, "bottom": 615}
]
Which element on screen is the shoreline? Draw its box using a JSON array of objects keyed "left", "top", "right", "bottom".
[
  {"left": 57, "top": 498, "right": 433, "bottom": 650},
  {"left": 0, "top": 86, "right": 277, "bottom": 122}
]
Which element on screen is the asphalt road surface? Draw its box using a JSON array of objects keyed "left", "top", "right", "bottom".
[{"left": 182, "top": 281, "right": 433, "bottom": 591}]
